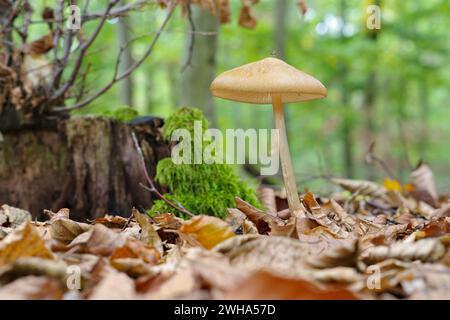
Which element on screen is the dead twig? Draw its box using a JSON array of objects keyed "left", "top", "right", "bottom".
[
  {"left": 131, "top": 131, "right": 195, "bottom": 218},
  {"left": 51, "top": 3, "right": 176, "bottom": 113}
]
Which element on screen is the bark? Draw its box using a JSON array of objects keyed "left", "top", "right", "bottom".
[
  {"left": 180, "top": 6, "right": 219, "bottom": 125},
  {"left": 0, "top": 116, "right": 169, "bottom": 220},
  {"left": 274, "top": 0, "right": 288, "bottom": 60}
]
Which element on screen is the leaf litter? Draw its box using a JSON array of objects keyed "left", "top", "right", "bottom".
[{"left": 0, "top": 163, "right": 448, "bottom": 299}]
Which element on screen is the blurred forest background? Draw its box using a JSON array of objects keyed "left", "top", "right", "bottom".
[{"left": 25, "top": 0, "right": 450, "bottom": 193}]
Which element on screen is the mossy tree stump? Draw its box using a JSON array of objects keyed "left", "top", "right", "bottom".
[{"left": 0, "top": 116, "right": 169, "bottom": 220}]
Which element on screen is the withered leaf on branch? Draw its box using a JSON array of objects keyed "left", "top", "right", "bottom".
[{"left": 238, "top": 5, "right": 257, "bottom": 29}]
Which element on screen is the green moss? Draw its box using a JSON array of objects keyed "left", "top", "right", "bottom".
[{"left": 150, "top": 107, "right": 261, "bottom": 218}]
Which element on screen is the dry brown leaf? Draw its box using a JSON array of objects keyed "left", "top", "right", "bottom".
[
  {"left": 133, "top": 209, "right": 163, "bottom": 255},
  {"left": 409, "top": 163, "right": 439, "bottom": 208},
  {"left": 238, "top": 5, "right": 257, "bottom": 29},
  {"left": 88, "top": 266, "right": 137, "bottom": 300},
  {"left": 257, "top": 186, "right": 277, "bottom": 213},
  {"left": 22, "top": 33, "right": 53, "bottom": 55},
  {"left": 180, "top": 215, "right": 235, "bottom": 249},
  {"left": 305, "top": 239, "right": 357, "bottom": 269},
  {"left": 94, "top": 215, "right": 129, "bottom": 229},
  {"left": 110, "top": 258, "right": 153, "bottom": 278},
  {"left": 47, "top": 208, "right": 91, "bottom": 243},
  {"left": 0, "top": 275, "right": 63, "bottom": 300},
  {"left": 0, "top": 205, "right": 31, "bottom": 229},
  {"left": 68, "top": 224, "right": 127, "bottom": 256},
  {"left": 360, "top": 238, "right": 446, "bottom": 264},
  {"left": 225, "top": 208, "right": 258, "bottom": 235},
  {"left": 0, "top": 257, "right": 68, "bottom": 286},
  {"left": 303, "top": 192, "right": 352, "bottom": 238},
  {"left": 331, "top": 177, "right": 387, "bottom": 198},
  {"left": 110, "top": 238, "right": 160, "bottom": 264},
  {"left": 0, "top": 222, "right": 54, "bottom": 268},
  {"left": 214, "top": 235, "right": 353, "bottom": 279},
  {"left": 221, "top": 271, "right": 358, "bottom": 299}
]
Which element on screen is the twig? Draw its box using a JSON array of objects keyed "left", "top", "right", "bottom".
[
  {"left": 181, "top": 1, "right": 195, "bottom": 72},
  {"left": 131, "top": 131, "right": 195, "bottom": 217},
  {"left": 51, "top": 3, "right": 176, "bottom": 113},
  {"left": 365, "top": 141, "right": 396, "bottom": 179},
  {"left": 50, "top": 0, "right": 120, "bottom": 102}
]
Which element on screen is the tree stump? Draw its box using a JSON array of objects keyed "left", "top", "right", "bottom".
[{"left": 0, "top": 116, "right": 169, "bottom": 220}]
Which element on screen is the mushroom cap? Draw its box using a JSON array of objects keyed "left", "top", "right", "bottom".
[{"left": 210, "top": 57, "right": 327, "bottom": 104}]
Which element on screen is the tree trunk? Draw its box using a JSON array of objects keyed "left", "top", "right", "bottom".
[
  {"left": 117, "top": 15, "right": 135, "bottom": 107},
  {"left": 0, "top": 117, "right": 169, "bottom": 220},
  {"left": 339, "top": 0, "right": 354, "bottom": 178},
  {"left": 180, "top": 6, "right": 219, "bottom": 125}
]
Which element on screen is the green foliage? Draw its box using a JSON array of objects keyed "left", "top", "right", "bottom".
[{"left": 150, "top": 107, "right": 261, "bottom": 218}]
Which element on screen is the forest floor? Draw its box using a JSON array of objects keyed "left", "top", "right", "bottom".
[{"left": 0, "top": 163, "right": 448, "bottom": 300}]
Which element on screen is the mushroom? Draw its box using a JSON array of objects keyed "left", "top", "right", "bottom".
[{"left": 210, "top": 57, "right": 327, "bottom": 218}]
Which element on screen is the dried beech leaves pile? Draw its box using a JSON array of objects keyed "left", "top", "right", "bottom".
[{"left": 0, "top": 163, "right": 448, "bottom": 300}]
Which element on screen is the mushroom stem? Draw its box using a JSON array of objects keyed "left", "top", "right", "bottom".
[{"left": 272, "top": 94, "right": 303, "bottom": 218}]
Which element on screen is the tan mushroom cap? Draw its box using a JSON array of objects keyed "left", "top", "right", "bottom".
[{"left": 210, "top": 57, "right": 327, "bottom": 104}]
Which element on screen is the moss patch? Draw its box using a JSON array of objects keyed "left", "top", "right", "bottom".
[{"left": 150, "top": 107, "right": 260, "bottom": 218}]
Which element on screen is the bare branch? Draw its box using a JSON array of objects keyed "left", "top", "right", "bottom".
[
  {"left": 51, "top": 3, "right": 176, "bottom": 113},
  {"left": 50, "top": 0, "right": 120, "bottom": 102},
  {"left": 131, "top": 131, "right": 195, "bottom": 217}
]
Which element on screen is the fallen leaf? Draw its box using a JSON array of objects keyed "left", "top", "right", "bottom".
[
  {"left": 47, "top": 208, "right": 91, "bottom": 243},
  {"left": 409, "top": 163, "right": 439, "bottom": 207},
  {"left": 0, "top": 223, "right": 54, "bottom": 268},
  {"left": 360, "top": 238, "right": 446, "bottom": 264},
  {"left": 110, "top": 238, "right": 160, "bottom": 264},
  {"left": 180, "top": 215, "right": 235, "bottom": 249},
  {"left": 88, "top": 266, "right": 137, "bottom": 300},
  {"left": 133, "top": 209, "right": 163, "bottom": 255},
  {"left": 68, "top": 224, "right": 127, "bottom": 256},
  {"left": 0, "top": 205, "right": 31, "bottom": 229},
  {"left": 0, "top": 275, "right": 63, "bottom": 300},
  {"left": 221, "top": 271, "right": 358, "bottom": 299}
]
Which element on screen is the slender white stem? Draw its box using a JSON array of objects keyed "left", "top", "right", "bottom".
[{"left": 272, "top": 94, "right": 303, "bottom": 218}]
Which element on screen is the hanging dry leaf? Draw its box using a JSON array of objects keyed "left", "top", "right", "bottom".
[
  {"left": 0, "top": 223, "right": 54, "bottom": 268},
  {"left": 180, "top": 215, "right": 235, "bottom": 249},
  {"left": 238, "top": 5, "right": 257, "bottom": 29}
]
